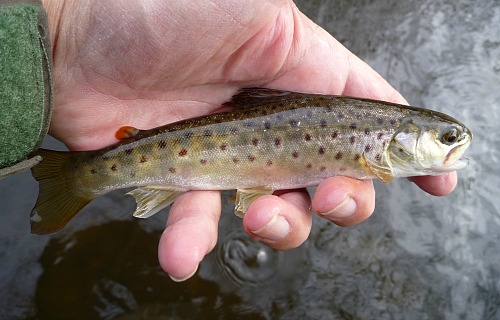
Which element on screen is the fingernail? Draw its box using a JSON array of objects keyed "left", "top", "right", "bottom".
[
  {"left": 320, "top": 196, "right": 356, "bottom": 219},
  {"left": 250, "top": 211, "right": 290, "bottom": 241},
  {"left": 169, "top": 265, "right": 198, "bottom": 282}
]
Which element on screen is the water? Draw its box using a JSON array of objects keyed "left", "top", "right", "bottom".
[{"left": 1, "top": 0, "right": 499, "bottom": 319}]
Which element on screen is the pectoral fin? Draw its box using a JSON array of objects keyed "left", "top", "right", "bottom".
[
  {"left": 360, "top": 154, "right": 394, "bottom": 183},
  {"left": 127, "top": 187, "right": 186, "bottom": 218},
  {"left": 234, "top": 187, "right": 273, "bottom": 218}
]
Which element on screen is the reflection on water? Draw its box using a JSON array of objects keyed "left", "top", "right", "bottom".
[{"left": 1, "top": 0, "right": 500, "bottom": 319}]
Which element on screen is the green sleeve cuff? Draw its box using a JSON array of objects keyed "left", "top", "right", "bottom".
[{"left": 0, "top": 0, "right": 53, "bottom": 179}]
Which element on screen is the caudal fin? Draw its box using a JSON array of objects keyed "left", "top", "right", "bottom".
[{"left": 30, "top": 149, "right": 94, "bottom": 234}]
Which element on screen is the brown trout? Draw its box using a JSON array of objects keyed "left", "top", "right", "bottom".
[{"left": 30, "top": 88, "right": 472, "bottom": 234}]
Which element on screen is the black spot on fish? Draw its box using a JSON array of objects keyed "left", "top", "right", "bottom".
[
  {"left": 140, "top": 155, "right": 148, "bottom": 163},
  {"left": 90, "top": 169, "right": 97, "bottom": 174},
  {"left": 264, "top": 121, "right": 272, "bottom": 129},
  {"left": 340, "top": 167, "right": 347, "bottom": 172},
  {"left": 335, "top": 152, "right": 343, "bottom": 160},
  {"left": 320, "top": 166, "right": 326, "bottom": 172},
  {"left": 289, "top": 119, "right": 299, "bottom": 127},
  {"left": 220, "top": 144, "right": 227, "bottom": 151},
  {"left": 350, "top": 123, "right": 357, "bottom": 130},
  {"left": 169, "top": 167, "right": 176, "bottom": 173},
  {"left": 306, "top": 164, "right": 312, "bottom": 169},
  {"left": 306, "top": 110, "right": 314, "bottom": 118},
  {"left": 231, "top": 127, "right": 239, "bottom": 135},
  {"left": 203, "top": 129, "right": 213, "bottom": 137},
  {"left": 320, "top": 119, "right": 327, "bottom": 127},
  {"left": 364, "top": 128, "right": 371, "bottom": 135},
  {"left": 354, "top": 154, "right": 361, "bottom": 161},
  {"left": 356, "top": 114, "right": 362, "bottom": 120},
  {"left": 365, "top": 145, "right": 372, "bottom": 153},
  {"left": 305, "top": 133, "right": 312, "bottom": 141},
  {"left": 292, "top": 151, "right": 299, "bottom": 158},
  {"left": 243, "top": 121, "right": 254, "bottom": 127},
  {"left": 130, "top": 172, "right": 136, "bottom": 178},
  {"left": 350, "top": 136, "right": 356, "bottom": 144},
  {"left": 337, "top": 113, "right": 344, "bottom": 119},
  {"left": 248, "top": 155, "right": 256, "bottom": 162},
  {"left": 125, "top": 148, "right": 134, "bottom": 154},
  {"left": 158, "top": 141, "right": 167, "bottom": 149},
  {"left": 252, "top": 138, "right": 259, "bottom": 147},
  {"left": 377, "top": 132, "right": 384, "bottom": 140},
  {"left": 377, "top": 118, "right": 384, "bottom": 124},
  {"left": 200, "top": 159, "right": 208, "bottom": 165},
  {"left": 233, "top": 157, "right": 240, "bottom": 164},
  {"left": 375, "top": 154, "right": 381, "bottom": 162},
  {"left": 404, "top": 128, "right": 411, "bottom": 134},
  {"left": 406, "top": 119, "right": 414, "bottom": 124},
  {"left": 178, "top": 149, "right": 187, "bottom": 157},
  {"left": 319, "top": 147, "right": 325, "bottom": 155},
  {"left": 275, "top": 137, "right": 281, "bottom": 147},
  {"left": 390, "top": 119, "right": 397, "bottom": 126},
  {"left": 332, "top": 131, "right": 339, "bottom": 139},
  {"left": 267, "top": 160, "right": 273, "bottom": 166},
  {"left": 260, "top": 109, "right": 269, "bottom": 116},
  {"left": 184, "top": 131, "right": 194, "bottom": 139},
  {"left": 111, "top": 164, "right": 117, "bottom": 171}
]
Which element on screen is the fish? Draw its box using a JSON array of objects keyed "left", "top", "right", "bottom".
[{"left": 30, "top": 88, "right": 472, "bottom": 234}]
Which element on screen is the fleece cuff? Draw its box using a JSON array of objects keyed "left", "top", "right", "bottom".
[{"left": 0, "top": 0, "right": 52, "bottom": 179}]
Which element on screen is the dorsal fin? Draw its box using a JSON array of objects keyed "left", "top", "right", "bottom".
[{"left": 223, "top": 87, "right": 299, "bottom": 108}]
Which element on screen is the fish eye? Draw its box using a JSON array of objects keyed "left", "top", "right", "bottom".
[{"left": 441, "top": 126, "right": 460, "bottom": 145}]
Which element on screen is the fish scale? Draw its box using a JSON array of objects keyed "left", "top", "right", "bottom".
[{"left": 29, "top": 88, "right": 472, "bottom": 234}]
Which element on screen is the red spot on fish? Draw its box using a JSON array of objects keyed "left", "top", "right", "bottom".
[
  {"left": 275, "top": 137, "right": 281, "bottom": 147},
  {"left": 115, "top": 126, "right": 139, "bottom": 140},
  {"left": 292, "top": 151, "right": 299, "bottom": 158},
  {"left": 319, "top": 147, "right": 325, "bottom": 155},
  {"left": 252, "top": 138, "right": 259, "bottom": 147},
  {"left": 267, "top": 160, "right": 273, "bottom": 166},
  {"left": 305, "top": 134, "right": 312, "bottom": 141},
  {"left": 335, "top": 152, "right": 343, "bottom": 160},
  {"left": 179, "top": 149, "right": 188, "bottom": 157}
]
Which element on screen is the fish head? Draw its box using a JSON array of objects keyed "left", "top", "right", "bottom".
[{"left": 387, "top": 114, "right": 472, "bottom": 177}]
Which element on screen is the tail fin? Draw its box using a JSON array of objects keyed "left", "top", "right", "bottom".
[{"left": 30, "top": 149, "right": 94, "bottom": 234}]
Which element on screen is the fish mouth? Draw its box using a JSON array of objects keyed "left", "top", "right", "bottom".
[{"left": 444, "top": 144, "right": 469, "bottom": 170}]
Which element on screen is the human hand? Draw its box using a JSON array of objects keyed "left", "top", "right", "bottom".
[{"left": 42, "top": 0, "right": 457, "bottom": 281}]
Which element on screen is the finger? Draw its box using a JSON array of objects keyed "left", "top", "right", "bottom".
[
  {"left": 158, "top": 190, "right": 221, "bottom": 281},
  {"left": 408, "top": 172, "right": 458, "bottom": 197},
  {"left": 312, "top": 177, "right": 375, "bottom": 227},
  {"left": 243, "top": 189, "right": 312, "bottom": 250}
]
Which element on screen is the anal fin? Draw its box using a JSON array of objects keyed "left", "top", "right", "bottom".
[
  {"left": 234, "top": 187, "right": 273, "bottom": 218},
  {"left": 127, "top": 187, "right": 186, "bottom": 218}
]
